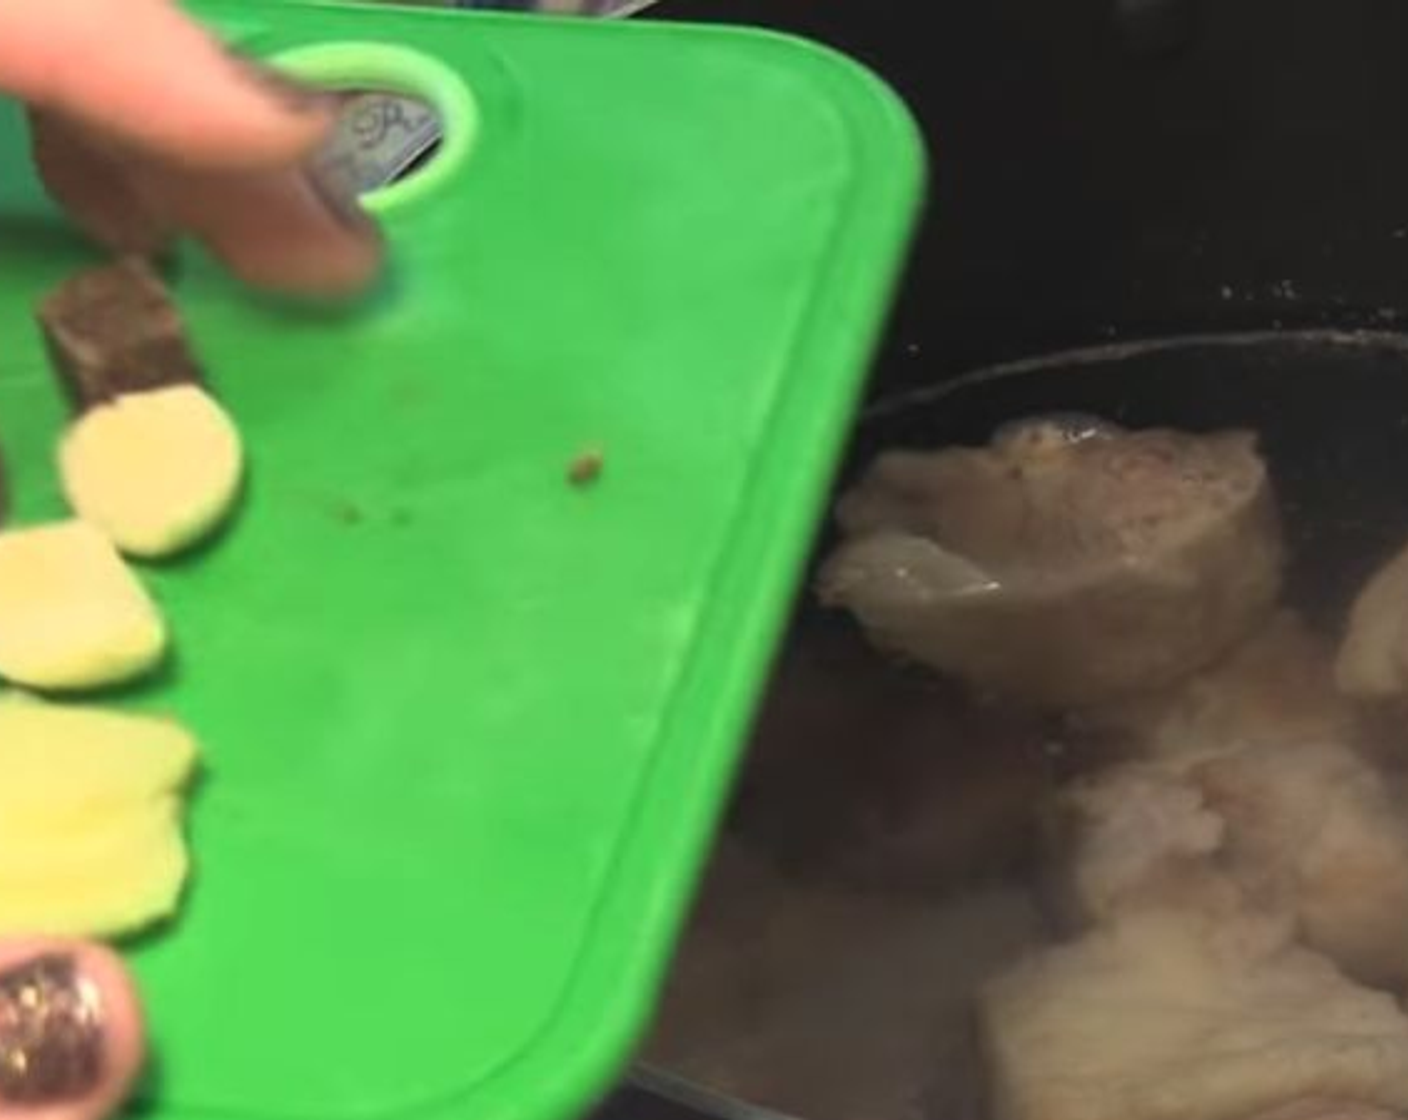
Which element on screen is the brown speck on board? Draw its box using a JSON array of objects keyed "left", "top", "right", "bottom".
[
  {"left": 568, "top": 447, "right": 605, "bottom": 487},
  {"left": 332, "top": 499, "right": 364, "bottom": 526}
]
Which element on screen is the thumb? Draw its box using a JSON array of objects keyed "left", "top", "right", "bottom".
[
  {"left": 0, "top": 940, "right": 145, "bottom": 1120},
  {"left": 0, "top": 0, "right": 334, "bottom": 169}
]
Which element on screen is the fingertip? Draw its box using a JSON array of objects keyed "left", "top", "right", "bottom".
[
  {"left": 0, "top": 939, "right": 145, "bottom": 1120},
  {"left": 213, "top": 209, "right": 386, "bottom": 298},
  {"left": 142, "top": 164, "right": 386, "bottom": 298},
  {"left": 221, "top": 238, "right": 386, "bottom": 299}
]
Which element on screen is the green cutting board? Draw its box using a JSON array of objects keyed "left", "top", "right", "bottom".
[{"left": 0, "top": 6, "right": 922, "bottom": 1120}]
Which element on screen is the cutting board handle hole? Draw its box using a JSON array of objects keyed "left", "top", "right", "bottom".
[{"left": 269, "top": 42, "right": 480, "bottom": 213}]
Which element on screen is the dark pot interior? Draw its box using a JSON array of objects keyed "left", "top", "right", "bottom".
[
  {"left": 613, "top": 330, "right": 1408, "bottom": 1120},
  {"left": 594, "top": 0, "right": 1408, "bottom": 1117}
]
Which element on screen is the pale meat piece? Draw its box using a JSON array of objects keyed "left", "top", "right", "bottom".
[
  {"left": 1338, "top": 542, "right": 1408, "bottom": 700},
  {"left": 1051, "top": 613, "right": 1408, "bottom": 983},
  {"left": 980, "top": 908, "right": 1408, "bottom": 1120},
  {"left": 1077, "top": 611, "right": 1355, "bottom": 762},
  {"left": 819, "top": 417, "right": 1283, "bottom": 708},
  {"left": 1052, "top": 734, "right": 1408, "bottom": 987},
  {"left": 1192, "top": 740, "right": 1408, "bottom": 987},
  {"left": 1043, "top": 762, "right": 1279, "bottom": 939}
]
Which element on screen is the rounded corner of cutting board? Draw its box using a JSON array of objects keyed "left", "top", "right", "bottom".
[
  {"left": 662, "top": 19, "right": 928, "bottom": 196},
  {"left": 2, "top": 9, "right": 928, "bottom": 1120}
]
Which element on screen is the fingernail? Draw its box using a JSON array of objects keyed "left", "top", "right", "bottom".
[
  {"left": 0, "top": 955, "right": 105, "bottom": 1105},
  {"left": 224, "top": 48, "right": 337, "bottom": 117}
]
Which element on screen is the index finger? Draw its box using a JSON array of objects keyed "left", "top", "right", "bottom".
[{"left": 0, "top": 0, "right": 334, "bottom": 169}]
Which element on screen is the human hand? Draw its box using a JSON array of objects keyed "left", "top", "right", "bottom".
[
  {"left": 1, "top": 0, "right": 382, "bottom": 294},
  {"left": 0, "top": 5, "right": 378, "bottom": 1114},
  {"left": 0, "top": 940, "right": 144, "bottom": 1120}
]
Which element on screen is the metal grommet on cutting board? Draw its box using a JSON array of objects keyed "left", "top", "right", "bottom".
[{"left": 270, "top": 43, "right": 480, "bottom": 210}]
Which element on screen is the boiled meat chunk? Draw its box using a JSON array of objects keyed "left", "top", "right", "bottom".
[
  {"left": 1192, "top": 740, "right": 1408, "bottom": 987},
  {"left": 819, "top": 418, "right": 1283, "bottom": 708},
  {"left": 980, "top": 909, "right": 1408, "bottom": 1120},
  {"left": 1044, "top": 762, "right": 1273, "bottom": 938},
  {"left": 1052, "top": 733, "right": 1408, "bottom": 987},
  {"left": 1338, "top": 542, "right": 1408, "bottom": 700},
  {"left": 1078, "top": 611, "right": 1354, "bottom": 762}
]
